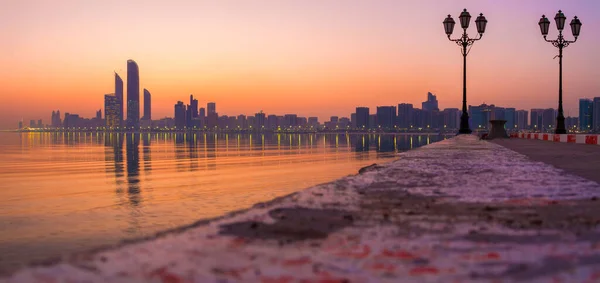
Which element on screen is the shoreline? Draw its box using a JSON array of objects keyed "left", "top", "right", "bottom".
[{"left": 4, "top": 135, "right": 600, "bottom": 282}]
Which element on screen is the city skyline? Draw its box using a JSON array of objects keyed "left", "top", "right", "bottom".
[{"left": 2, "top": 0, "right": 600, "bottom": 129}]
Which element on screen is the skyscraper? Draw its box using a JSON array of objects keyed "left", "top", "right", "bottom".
[
  {"left": 376, "top": 106, "right": 397, "bottom": 129},
  {"left": 355, "top": 107, "right": 369, "bottom": 129},
  {"left": 397, "top": 104, "right": 413, "bottom": 129},
  {"left": 579, "top": 98, "right": 593, "bottom": 131},
  {"left": 174, "top": 101, "right": 186, "bottom": 129},
  {"left": 516, "top": 110, "right": 528, "bottom": 130},
  {"left": 422, "top": 92, "right": 439, "bottom": 111},
  {"left": 593, "top": 97, "right": 600, "bottom": 132},
  {"left": 505, "top": 108, "right": 516, "bottom": 130},
  {"left": 143, "top": 88, "right": 151, "bottom": 120},
  {"left": 207, "top": 102, "right": 216, "bottom": 114},
  {"left": 530, "top": 109, "right": 544, "bottom": 131},
  {"left": 115, "top": 72, "right": 124, "bottom": 126},
  {"left": 190, "top": 95, "right": 199, "bottom": 118},
  {"left": 126, "top": 60, "right": 140, "bottom": 129},
  {"left": 255, "top": 111, "right": 266, "bottom": 128},
  {"left": 104, "top": 93, "right": 120, "bottom": 128}
]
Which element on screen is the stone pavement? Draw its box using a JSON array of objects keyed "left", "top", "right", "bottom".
[
  {"left": 4, "top": 135, "right": 600, "bottom": 282},
  {"left": 492, "top": 138, "right": 600, "bottom": 184}
]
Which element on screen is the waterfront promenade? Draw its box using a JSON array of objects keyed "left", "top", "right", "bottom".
[{"left": 4, "top": 135, "right": 600, "bottom": 282}]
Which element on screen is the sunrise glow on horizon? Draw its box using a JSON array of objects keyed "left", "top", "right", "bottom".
[{"left": 1, "top": 0, "right": 600, "bottom": 129}]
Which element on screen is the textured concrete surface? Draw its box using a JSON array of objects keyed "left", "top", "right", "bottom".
[
  {"left": 3, "top": 135, "right": 600, "bottom": 282},
  {"left": 493, "top": 138, "right": 600, "bottom": 184}
]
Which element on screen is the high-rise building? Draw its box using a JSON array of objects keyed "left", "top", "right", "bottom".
[
  {"left": 37, "top": 120, "right": 43, "bottom": 128},
  {"left": 350, "top": 113, "right": 357, "bottom": 128},
  {"left": 530, "top": 109, "right": 544, "bottom": 131},
  {"left": 96, "top": 109, "right": 102, "bottom": 119},
  {"left": 516, "top": 110, "right": 528, "bottom": 130},
  {"left": 469, "top": 104, "right": 494, "bottom": 130},
  {"left": 505, "top": 108, "right": 516, "bottom": 130},
  {"left": 104, "top": 93, "right": 120, "bottom": 128},
  {"left": 442, "top": 108, "right": 460, "bottom": 129},
  {"left": 255, "top": 112, "right": 266, "bottom": 128},
  {"left": 284, "top": 114, "right": 297, "bottom": 127},
  {"left": 308, "top": 117, "right": 319, "bottom": 128},
  {"left": 542, "top": 108, "right": 557, "bottom": 132},
  {"left": 355, "top": 107, "right": 369, "bottom": 129},
  {"left": 207, "top": 102, "right": 216, "bottom": 114},
  {"left": 115, "top": 72, "right": 124, "bottom": 126},
  {"left": 174, "top": 101, "right": 186, "bottom": 129},
  {"left": 376, "top": 106, "right": 397, "bottom": 129},
  {"left": 30, "top": 120, "right": 36, "bottom": 128},
  {"left": 422, "top": 92, "right": 439, "bottom": 111},
  {"left": 18, "top": 121, "right": 23, "bottom": 129},
  {"left": 143, "top": 89, "right": 151, "bottom": 120},
  {"left": 593, "top": 97, "right": 600, "bottom": 132},
  {"left": 397, "top": 104, "right": 413, "bottom": 129},
  {"left": 579, "top": 98, "right": 593, "bottom": 131},
  {"left": 368, "top": 114, "right": 377, "bottom": 129},
  {"left": 268, "top": 115, "right": 278, "bottom": 128},
  {"left": 126, "top": 60, "right": 140, "bottom": 129},
  {"left": 199, "top": 107, "right": 206, "bottom": 120},
  {"left": 190, "top": 95, "right": 198, "bottom": 118}
]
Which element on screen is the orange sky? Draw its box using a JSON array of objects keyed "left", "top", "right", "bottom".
[{"left": 1, "top": 0, "right": 599, "bottom": 129}]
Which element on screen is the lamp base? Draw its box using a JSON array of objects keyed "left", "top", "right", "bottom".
[{"left": 457, "top": 112, "right": 472, "bottom": 135}]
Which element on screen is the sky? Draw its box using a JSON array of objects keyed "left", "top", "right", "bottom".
[{"left": 1, "top": 0, "right": 599, "bottom": 129}]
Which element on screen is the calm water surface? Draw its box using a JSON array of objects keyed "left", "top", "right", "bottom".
[{"left": 0, "top": 132, "right": 446, "bottom": 272}]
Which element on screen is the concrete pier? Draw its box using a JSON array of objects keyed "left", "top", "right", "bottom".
[{"left": 3, "top": 135, "right": 600, "bottom": 282}]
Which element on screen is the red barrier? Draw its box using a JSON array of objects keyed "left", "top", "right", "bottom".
[
  {"left": 585, "top": 135, "right": 598, "bottom": 145},
  {"left": 534, "top": 134, "right": 539, "bottom": 139},
  {"left": 527, "top": 133, "right": 532, "bottom": 139},
  {"left": 567, "top": 135, "right": 576, "bottom": 143},
  {"left": 553, "top": 135, "right": 561, "bottom": 142},
  {"left": 543, "top": 134, "right": 548, "bottom": 141}
]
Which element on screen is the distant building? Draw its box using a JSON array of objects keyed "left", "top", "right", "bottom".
[
  {"left": 542, "top": 108, "right": 557, "bottom": 132},
  {"left": 469, "top": 104, "right": 494, "bottom": 130},
  {"left": 565, "top": 116, "right": 579, "bottom": 131},
  {"left": 115, "top": 73, "right": 124, "bottom": 126},
  {"left": 207, "top": 102, "right": 216, "bottom": 115},
  {"left": 505, "top": 108, "right": 516, "bottom": 130},
  {"left": 397, "top": 104, "right": 413, "bottom": 129},
  {"left": 284, "top": 114, "right": 297, "bottom": 127},
  {"left": 199, "top": 107, "right": 206, "bottom": 121},
  {"left": 376, "top": 106, "right": 397, "bottom": 129},
  {"left": 579, "top": 98, "right": 593, "bottom": 131},
  {"left": 516, "top": 110, "right": 528, "bottom": 130},
  {"left": 530, "top": 109, "right": 544, "bottom": 131},
  {"left": 594, "top": 97, "right": 600, "bottom": 132},
  {"left": 338, "top": 117, "right": 350, "bottom": 128},
  {"left": 350, "top": 113, "right": 357, "bottom": 128},
  {"left": 104, "top": 93, "right": 120, "bottom": 128},
  {"left": 255, "top": 112, "right": 266, "bottom": 128},
  {"left": 422, "top": 92, "right": 439, "bottom": 111},
  {"left": 18, "top": 121, "right": 23, "bottom": 129},
  {"left": 442, "top": 108, "right": 460, "bottom": 129},
  {"left": 190, "top": 95, "right": 198, "bottom": 118},
  {"left": 126, "top": 60, "right": 140, "bottom": 129},
  {"left": 96, "top": 109, "right": 102, "bottom": 119},
  {"left": 174, "top": 101, "right": 186, "bottom": 129},
  {"left": 268, "top": 115, "right": 278, "bottom": 129},
  {"left": 30, "top": 120, "right": 36, "bottom": 128},
  {"left": 308, "top": 117, "right": 319, "bottom": 128},
  {"left": 37, "top": 120, "right": 43, "bottom": 128},
  {"left": 143, "top": 89, "right": 151, "bottom": 120},
  {"left": 355, "top": 107, "right": 369, "bottom": 129},
  {"left": 368, "top": 114, "right": 377, "bottom": 129}
]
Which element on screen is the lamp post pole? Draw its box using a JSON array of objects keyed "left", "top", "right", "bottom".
[
  {"left": 444, "top": 9, "right": 487, "bottom": 135},
  {"left": 538, "top": 11, "right": 582, "bottom": 134}
]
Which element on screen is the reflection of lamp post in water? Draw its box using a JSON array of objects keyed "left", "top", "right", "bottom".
[
  {"left": 538, "top": 11, "right": 582, "bottom": 134},
  {"left": 443, "top": 9, "right": 488, "bottom": 135}
]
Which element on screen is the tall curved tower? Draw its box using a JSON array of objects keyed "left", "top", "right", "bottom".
[
  {"left": 115, "top": 72, "right": 124, "bottom": 127},
  {"left": 126, "top": 60, "right": 140, "bottom": 129}
]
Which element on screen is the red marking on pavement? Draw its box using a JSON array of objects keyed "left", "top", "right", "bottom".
[
  {"left": 150, "top": 267, "right": 186, "bottom": 283},
  {"left": 409, "top": 266, "right": 440, "bottom": 276},
  {"left": 261, "top": 276, "right": 294, "bottom": 283},
  {"left": 381, "top": 249, "right": 417, "bottom": 260},
  {"left": 586, "top": 135, "right": 598, "bottom": 145},
  {"left": 567, "top": 135, "right": 576, "bottom": 143},
  {"left": 282, "top": 256, "right": 312, "bottom": 266},
  {"left": 485, "top": 252, "right": 501, "bottom": 260},
  {"left": 335, "top": 245, "right": 371, "bottom": 259},
  {"left": 367, "top": 262, "right": 397, "bottom": 272},
  {"left": 228, "top": 237, "right": 250, "bottom": 249}
]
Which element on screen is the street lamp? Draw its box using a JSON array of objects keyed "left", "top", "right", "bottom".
[
  {"left": 538, "top": 11, "right": 582, "bottom": 134},
  {"left": 444, "top": 9, "right": 487, "bottom": 135}
]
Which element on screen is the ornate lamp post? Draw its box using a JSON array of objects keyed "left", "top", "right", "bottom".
[
  {"left": 538, "top": 11, "right": 582, "bottom": 134},
  {"left": 444, "top": 9, "right": 487, "bottom": 135}
]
